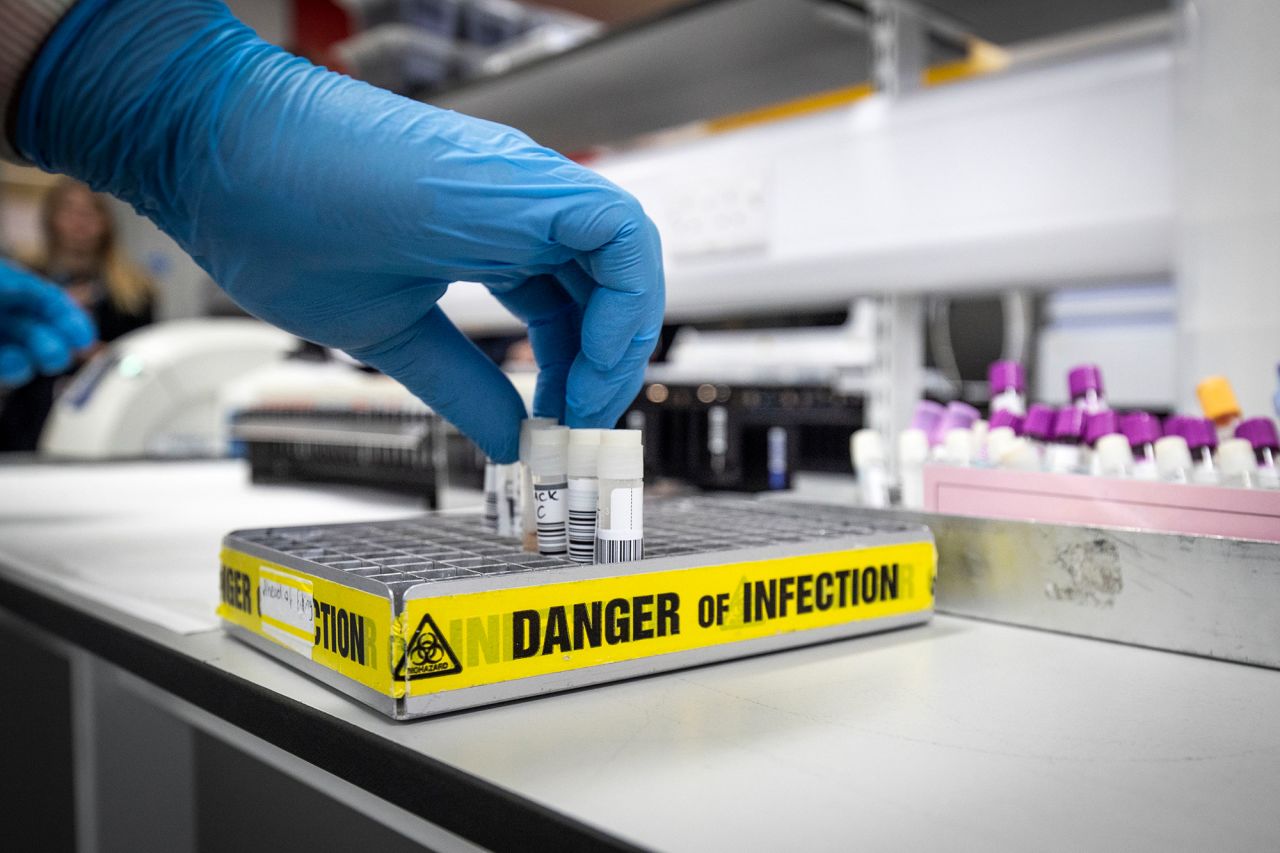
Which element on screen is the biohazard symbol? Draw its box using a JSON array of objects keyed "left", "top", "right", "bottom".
[{"left": 394, "top": 613, "right": 462, "bottom": 680}]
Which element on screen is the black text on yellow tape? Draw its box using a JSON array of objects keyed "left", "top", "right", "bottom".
[
  {"left": 218, "top": 549, "right": 398, "bottom": 697},
  {"left": 399, "top": 542, "right": 934, "bottom": 697}
]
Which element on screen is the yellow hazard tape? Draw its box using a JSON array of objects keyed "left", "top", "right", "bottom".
[
  {"left": 219, "top": 549, "right": 398, "bottom": 697},
  {"left": 399, "top": 542, "right": 935, "bottom": 697}
]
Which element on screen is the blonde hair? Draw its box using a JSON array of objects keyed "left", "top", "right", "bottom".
[{"left": 28, "top": 178, "right": 153, "bottom": 316}]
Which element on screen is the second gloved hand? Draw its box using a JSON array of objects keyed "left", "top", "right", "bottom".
[
  {"left": 0, "top": 259, "right": 96, "bottom": 388},
  {"left": 18, "top": 0, "right": 664, "bottom": 463}
]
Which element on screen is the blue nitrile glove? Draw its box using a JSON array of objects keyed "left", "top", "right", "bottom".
[
  {"left": 0, "top": 259, "right": 96, "bottom": 388},
  {"left": 17, "top": 0, "right": 664, "bottom": 463}
]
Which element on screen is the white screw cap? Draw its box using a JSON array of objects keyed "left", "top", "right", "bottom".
[
  {"left": 1217, "top": 437, "right": 1258, "bottom": 478},
  {"left": 853, "top": 429, "right": 886, "bottom": 468},
  {"left": 597, "top": 429, "right": 643, "bottom": 480},
  {"left": 527, "top": 425, "right": 569, "bottom": 475},
  {"left": 1094, "top": 433, "right": 1134, "bottom": 476},
  {"left": 1154, "top": 435, "right": 1193, "bottom": 479},
  {"left": 896, "top": 428, "right": 928, "bottom": 466},
  {"left": 567, "top": 428, "right": 604, "bottom": 478},
  {"left": 943, "top": 428, "right": 973, "bottom": 466}
]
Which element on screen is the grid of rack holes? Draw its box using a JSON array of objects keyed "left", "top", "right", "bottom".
[{"left": 231, "top": 497, "right": 917, "bottom": 588}]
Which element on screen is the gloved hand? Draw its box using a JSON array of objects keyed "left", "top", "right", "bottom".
[
  {"left": 17, "top": 0, "right": 664, "bottom": 463},
  {"left": 0, "top": 259, "right": 96, "bottom": 388}
]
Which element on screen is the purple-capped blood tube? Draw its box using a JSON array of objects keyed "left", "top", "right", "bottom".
[
  {"left": 1183, "top": 418, "right": 1220, "bottom": 485},
  {"left": 988, "top": 409, "right": 1024, "bottom": 434},
  {"left": 1163, "top": 414, "right": 1193, "bottom": 439},
  {"left": 1021, "top": 404, "right": 1055, "bottom": 466},
  {"left": 911, "top": 400, "right": 946, "bottom": 445},
  {"left": 1068, "top": 364, "right": 1108, "bottom": 414},
  {"left": 1235, "top": 418, "right": 1280, "bottom": 489},
  {"left": 1046, "top": 406, "right": 1086, "bottom": 474},
  {"left": 930, "top": 402, "right": 980, "bottom": 459},
  {"left": 1083, "top": 410, "right": 1121, "bottom": 475},
  {"left": 1121, "top": 412, "right": 1161, "bottom": 481},
  {"left": 988, "top": 360, "right": 1026, "bottom": 417}
]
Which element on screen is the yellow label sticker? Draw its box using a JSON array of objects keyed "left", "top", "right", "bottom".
[
  {"left": 219, "top": 549, "right": 397, "bottom": 697},
  {"left": 399, "top": 542, "right": 935, "bottom": 697}
]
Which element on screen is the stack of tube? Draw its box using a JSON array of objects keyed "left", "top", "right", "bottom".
[{"left": 483, "top": 421, "right": 645, "bottom": 563}]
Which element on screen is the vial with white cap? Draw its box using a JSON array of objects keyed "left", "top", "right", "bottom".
[
  {"left": 851, "top": 430, "right": 889, "bottom": 508},
  {"left": 984, "top": 426, "right": 1018, "bottom": 468},
  {"left": 519, "top": 417, "right": 557, "bottom": 551},
  {"left": 595, "top": 430, "right": 644, "bottom": 564},
  {"left": 897, "top": 428, "right": 929, "bottom": 510},
  {"left": 1093, "top": 433, "right": 1135, "bottom": 478},
  {"left": 1154, "top": 435, "right": 1193, "bottom": 484},
  {"left": 566, "top": 429, "right": 604, "bottom": 563},
  {"left": 528, "top": 426, "right": 570, "bottom": 556},
  {"left": 495, "top": 462, "right": 519, "bottom": 537},
  {"left": 997, "top": 437, "right": 1042, "bottom": 471},
  {"left": 483, "top": 461, "right": 499, "bottom": 530},
  {"left": 1216, "top": 438, "right": 1259, "bottom": 489}
]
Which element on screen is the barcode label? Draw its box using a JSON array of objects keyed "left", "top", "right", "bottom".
[
  {"left": 594, "top": 536, "right": 643, "bottom": 564},
  {"left": 534, "top": 483, "right": 567, "bottom": 556},
  {"left": 567, "top": 477, "right": 598, "bottom": 563}
]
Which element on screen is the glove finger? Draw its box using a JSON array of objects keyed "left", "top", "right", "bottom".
[
  {"left": 346, "top": 306, "right": 527, "bottom": 463},
  {"left": 1, "top": 314, "right": 75, "bottom": 375},
  {"left": 0, "top": 344, "right": 35, "bottom": 387},
  {"left": 0, "top": 261, "right": 97, "bottom": 350},
  {"left": 565, "top": 333, "right": 655, "bottom": 428},
  {"left": 575, "top": 216, "right": 664, "bottom": 371},
  {"left": 492, "top": 274, "right": 582, "bottom": 423}
]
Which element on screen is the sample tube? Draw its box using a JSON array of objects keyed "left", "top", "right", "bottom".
[
  {"left": 595, "top": 430, "right": 644, "bottom": 564},
  {"left": 943, "top": 428, "right": 974, "bottom": 467},
  {"left": 1182, "top": 418, "right": 1220, "bottom": 485},
  {"left": 519, "top": 417, "right": 557, "bottom": 551},
  {"left": 1154, "top": 435, "right": 1193, "bottom": 484},
  {"left": 852, "top": 429, "right": 890, "bottom": 508},
  {"left": 1235, "top": 418, "right": 1280, "bottom": 489},
  {"left": 998, "top": 438, "right": 1042, "bottom": 471},
  {"left": 988, "top": 409, "right": 1023, "bottom": 436},
  {"left": 1083, "top": 410, "right": 1121, "bottom": 475},
  {"left": 1216, "top": 438, "right": 1259, "bottom": 489},
  {"left": 1121, "top": 412, "right": 1161, "bottom": 481},
  {"left": 1068, "top": 364, "right": 1108, "bottom": 414},
  {"left": 970, "top": 419, "right": 990, "bottom": 463},
  {"left": 1022, "top": 404, "right": 1056, "bottom": 465},
  {"left": 767, "top": 426, "right": 788, "bottom": 490},
  {"left": 528, "top": 426, "right": 570, "bottom": 557},
  {"left": 911, "top": 400, "right": 946, "bottom": 446},
  {"left": 566, "top": 428, "right": 604, "bottom": 563},
  {"left": 930, "top": 402, "right": 980, "bottom": 459},
  {"left": 483, "top": 461, "right": 498, "bottom": 530},
  {"left": 988, "top": 360, "right": 1026, "bottom": 417},
  {"left": 1045, "top": 406, "right": 1086, "bottom": 474},
  {"left": 984, "top": 426, "right": 1018, "bottom": 468},
  {"left": 1093, "top": 433, "right": 1135, "bottom": 478},
  {"left": 495, "top": 462, "right": 518, "bottom": 537},
  {"left": 1196, "top": 375, "right": 1242, "bottom": 439},
  {"left": 897, "top": 428, "right": 929, "bottom": 509}
]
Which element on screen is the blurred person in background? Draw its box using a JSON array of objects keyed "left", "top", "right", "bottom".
[{"left": 0, "top": 180, "right": 153, "bottom": 451}]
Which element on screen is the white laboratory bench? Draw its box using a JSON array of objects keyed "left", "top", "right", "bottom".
[{"left": 1, "top": 460, "right": 1278, "bottom": 851}]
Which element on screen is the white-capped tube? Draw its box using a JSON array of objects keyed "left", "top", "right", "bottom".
[
  {"left": 495, "top": 462, "right": 519, "bottom": 537},
  {"left": 596, "top": 430, "right": 644, "bottom": 563},
  {"left": 1217, "top": 437, "right": 1259, "bottom": 488},
  {"left": 519, "top": 417, "right": 557, "bottom": 551},
  {"left": 897, "top": 428, "right": 929, "bottom": 510},
  {"left": 483, "top": 461, "right": 498, "bottom": 530},
  {"left": 1093, "top": 433, "right": 1134, "bottom": 478},
  {"left": 985, "top": 426, "right": 1017, "bottom": 468},
  {"left": 851, "top": 429, "right": 889, "bottom": 508},
  {"left": 567, "top": 428, "right": 604, "bottom": 563},
  {"left": 1154, "top": 436, "right": 1193, "bottom": 484},
  {"left": 996, "top": 437, "right": 1041, "bottom": 471},
  {"left": 529, "top": 426, "right": 570, "bottom": 556}
]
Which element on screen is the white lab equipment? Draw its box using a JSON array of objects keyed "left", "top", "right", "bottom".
[{"left": 39, "top": 319, "right": 295, "bottom": 459}]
